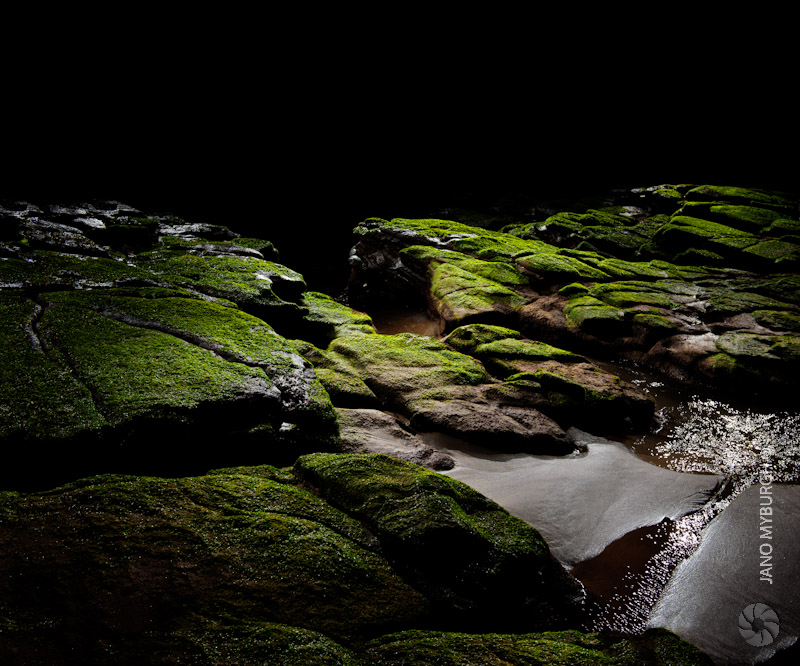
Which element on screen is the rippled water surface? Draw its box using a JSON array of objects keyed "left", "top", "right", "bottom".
[{"left": 634, "top": 398, "right": 800, "bottom": 483}]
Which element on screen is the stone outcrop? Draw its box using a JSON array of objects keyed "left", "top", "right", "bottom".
[
  {"left": 0, "top": 202, "right": 337, "bottom": 489},
  {"left": 348, "top": 185, "right": 800, "bottom": 403},
  {"left": 0, "top": 454, "right": 592, "bottom": 664}
]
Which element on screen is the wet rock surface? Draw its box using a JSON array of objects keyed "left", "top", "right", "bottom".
[{"left": 4, "top": 186, "right": 797, "bottom": 664}]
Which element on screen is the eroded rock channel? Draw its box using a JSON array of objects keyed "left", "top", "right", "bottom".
[{"left": 2, "top": 186, "right": 799, "bottom": 665}]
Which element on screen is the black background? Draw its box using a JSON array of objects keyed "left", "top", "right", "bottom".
[{"left": 4, "top": 28, "right": 796, "bottom": 283}]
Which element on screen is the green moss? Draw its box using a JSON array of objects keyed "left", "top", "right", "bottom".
[
  {"left": 0, "top": 471, "right": 428, "bottom": 646},
  {"left": 443, "top": 323, "right": 524, "bottom": 353},
  {"left": 743, "top": 239, "right": 800, "bottom": 263},
  {"left": 516, "top": 252, "right": 611, "bottom": 281},
  {"left": 356, "top": 218, "right": 551, "bottom": 261},
  {"left": 75, "top": 289, "right": 286, "bottom": 365},
  {"left": 179, "top": 620, "right": 362, "bottom": 666},
  {"left": 302, "top": 291, "right": 376, "bottom": 339},
  {"left": 705, "top": 290, "right": 796, "bottom": 314},
  {"left": 365, "top": 630, "right": 614, "bottom": 665},
  {"left": 664, "top": 215, "right": 756, "bottom": 239},
  {"left": 443, "top": 324, "right": 582, "bottom": 380},
  {"left": 328, "top": 332, "right": 487, "bottom": 406},
  {"left": 588, "top": 283, "right": 681, "bottom": 310},
  {"left": 38, "top": 291, "right": 275, "bottom": 427},
  {"left": 563, "top": 295, "right": 626, "bottom": 332},
  {"left": 672, "top": 247, "right": 726, "bottom": 265},
  {"left": 714, "top": 332, "right": 800, "bottom": 364},
  {"left": 752, "top": 309, "right": 800, "bottom": 332},
  {"left": 208, "top": 236, "right": 280, "bottom": 260},
  {"left": 685, "top": 185, "right": 796, "bottom": 212},
  {"left": 575, "top": 221, "right": 662, "bottom": 258},
  {"left": 207, "top": 462, "right": 296, "bottom": 484},
  {"left": 364, "top": 628, "right": 714, "bottom": 666},
  {"left": 430, "top": 262, "right": 529, "bottom": 322},
  {"left": 765, "top": 218, "right": 800, "bottom": 235},
  {"left": 290, "top": 339, "right": 378, "bottom": 408},
  {"left": 39, "top": 289, "right": 338, "bottom": 436},
  {"left": 479, "top": 338, "right": 581, "bottom": 364},
  {"left": 311, "top": 367, "right": 380, "bottom": 407},
  {"left": 0, "top": 291, "right": 107, "bottom": 442},
  {"left": 0, "top": 250, "right": 152, "bottom": 290},
  {"left": 707, "top": 204, "right": 784, "bottom": 230},
  {"left": 558, "top": 282, "right": 590, "bottom": 296},
  {"left": 295, "top": 453, "right": 498, "bottom": 534},
  {"left": 401, "top": 245, "right": 529, "bottom": 287},
  {"left": 135, "top": 248, "right": 307, "bottom": 317},
  {"left": 293, "top": 453, "right": 561, "bottom": 614},
  {"left": 631, "top": 312, "right": 680, "bottom": 331}
]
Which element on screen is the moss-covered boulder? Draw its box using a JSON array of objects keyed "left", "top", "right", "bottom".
[
  {"left": 0, "top": 206, "right": 339, "bottom": 489},
  {"left": 443, "top": 324, "right": 653, "bottom": 432},
  {"left": 294, "top": 452, "right": 585, "bottom": 631},
  {"left": 363, "top": 628, "right": 714, "bottom": 666},
  {"left": 0, "top": 467, "right": 429, "bottom": 663},
  {"left": 324, "top": 332, "right": 573, "bottom": 453},
  {"left": 301, "top": 290, "right": 376, "bottom": 342},
  {"left": 0, "top": 454, "right": 609, "bottom": 664},
  {"left": 290, "top": 338, "right": 380, "bottom": 408},
  {"left": 134, "top": 237, "right": 309, "bottom": 328}
]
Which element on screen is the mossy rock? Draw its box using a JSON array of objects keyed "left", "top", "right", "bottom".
[
  {"left": 684, "top": 185, "right": 797, "bottom": 213},
  {"left": 444, "top": 325, "right": 582, "bottom": 371},
  {"left": 441, "top": 324, "right": 652, "bottom": 431},
  {"left": 588, "top": 286, "right": 680, "bottom": 310},
  {"left": 704, "top": 289, "right": 797, "bottom": 315},
  {"left": 323, "top": 332, "right": 574, "bottom": 451},
  {"left": 519, "top": 362, "right": 654, "bottom": 431},
  {"left": 742, "top": 238, "right": 800, "bottom": 265},
  {"left": 715, "top": 331, "right": 800, "bottom": 364},
  {"left": 0, "top": 469, "right": 430, "bottom": 660},
  {"left": 301, "top": 291, "right": 376, "bottom": 341},
  {"left": 0, "top": 291, "right": 107, "bottom": 445},
  {"left": 135, "top": 244, "right": 308, "bottom": 327},
  {"left": 752, "top": 309, "right": 800, "bottom": 332},
  {"left": 0, "top": 249, "right": 154, "bottom": 290},
  {"left": 174, "top": 620, "right": 363, "bottom": 666},
  {"left": 327, "top": 332, "right": 488, "bottom": 405},
  {"left": 355, "top": 218, "right": 550, "bottom": 261},
  {"left": 443, "top": 323, "right": 525, "bottom": 353},
  {"left": 705, "top": 204, "right": 785, "bottom": 231},
  {"left": 631, "top": 312, "right": 681, "bottom": 332},
  {"left": 429, "top": 262, "right": 529, "bottom": 325},
  {"left": 656, "top": 215, "right": 756, "bottom": 242},
  {"left": 291, "top": 339, "right": 379, "bottom": 409},
  {"left": 400, "top": 245, "right": 529, "bottom": 287},
  {"left": 562, "top": 295, "right": 626, "bottom": 336},
  {"left": 516, "top": 252, "right": 611, "bottom": 281},
  {"left": 672, "top": 247, "right": 726, "bottom": 265},
  {"left": 765, "top": 217, "right": 800, "bottom": 235},
  {"left": 294, "top": 452, "right": 584, "bottom": 629},
  {"left": 1, "top": 285, "right": 339, "bottom": 488},
  {"left": 583, "top": 257, "right": 670, "bottom": 280},
  {"left": 363, "top": 628, "right": 714, "bottom": 666}
]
